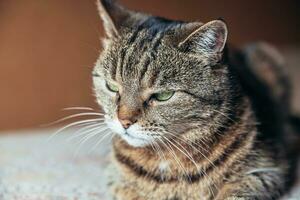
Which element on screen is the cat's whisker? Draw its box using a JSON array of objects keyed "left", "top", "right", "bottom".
[
  {"left": 162, "top": 135, "right": 218, "bottom": 197},
  {"left": 162, "top": 135, "right": 201, "bottom": 175},
  {"left": 108, "top": 132, "right": 116, "bottom": 143},
  {"left": 88, "top": 129, "right": 112, "bottom": 154},
  {"left": 67, "top": 124, "right": 107, "bottom": 142},
  {"left": 67, "top": 122, "right": 103, "bottom": 140},
  {"left": 149, "top": 141, "right": 158, "bottom": 158},
  {"left": 164, "top": 136, "right": 199, "bottom": 169},
  {"left": 154, "top": 139, "right": 177, "bottom": 173},
  {"left": 42, "top": 112, "right": 105, "bottom": 127},
  {"left": 163, "top": 137, "right": 215, "bottom": 193},
  {"left": 144, "top": 124, "right": 218, "bottom": 195},
  {"left": 76, "top": 125, "right": 109, "bottom": 142},
  {"left": 162, "top": 130, "right": 215, "bottom": 166},
  {"left": 150, "top": 127, "right": 212, "bottom": 159},
  {"left": 73, "top": 127, "right": 109, "bottom": 157},
  {"left": 75, "top": 129, "right": 100, "bottom": 145},
  {"left": 169, "top": 132, "right": 220, "bottom": 194},
  {"left": 47, "top": 118, "right": 105, "bottom": 142},
  {"left": 211, "top": 109, "right": 236, "bottom": 123},
  {"left": 107, "top": 132, "right": 116, "bottom": 146},
  {"left": 150, "top": 127, "right": 210, "bottom": 154},
  {"left": 160, "top": 130, "right": 219, "bottom": 193},
  {"left": 62, "top": 107, "right": 94, "bottom": 111},
  {"left": 156, "top": 137, "right": 191, "bottom": 181},
  {"left": 150, "top": 141, "right": 159, "bottom": 157},
  {"left": 153, "top": 137, "right": 168, "bottom": 163},
  {"left": 151, "top": 141, "right": 164, "bottom": 164}
]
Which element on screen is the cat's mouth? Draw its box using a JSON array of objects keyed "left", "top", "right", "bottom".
[{"left": 104, "top": 116, "right": 155, "bottom": 147}]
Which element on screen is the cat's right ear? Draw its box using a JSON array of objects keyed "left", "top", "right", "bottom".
[
  {"left": 97, "top": 0, "right": 131, "bottom": 38},
  {"left": 177, "top": 20, "right": 228, "bottom": 55}
]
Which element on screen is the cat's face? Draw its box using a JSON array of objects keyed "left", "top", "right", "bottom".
[{"left": 93, "top": 0, "right": 236, "bottom": 147}]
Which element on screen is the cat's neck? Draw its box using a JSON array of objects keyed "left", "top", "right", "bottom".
[{"left": 112, "top": 98, "right": 257, "bottom": 184}]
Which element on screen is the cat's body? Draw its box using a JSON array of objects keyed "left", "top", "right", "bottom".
[{"left": 93, "top": 1, "right": 299, "bottom": 199}]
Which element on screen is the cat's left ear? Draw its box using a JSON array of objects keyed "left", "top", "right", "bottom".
[
  {"left": 178, "top": 20, "right": 228, "bottom": 54},
  {"left": 97, "top": 0, "right": 137, "bottom": 38}
]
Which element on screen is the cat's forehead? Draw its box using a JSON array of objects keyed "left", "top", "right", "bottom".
[
  {"left": 111, "top": 39, "right": 192, "bottom": 72},
  {"left": 104, "top": 46, "right": 207, "bottom": 94},
  {"left": 98, "top": 22, "right": 218, "bottom": 91}
]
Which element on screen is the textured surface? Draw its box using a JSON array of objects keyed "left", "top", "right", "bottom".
[
  {"left": 0, "top": 129, "right": 111, "bottom": 200},
  {"left": 0, "top": 129, "right": 299, "bottom": 200}
]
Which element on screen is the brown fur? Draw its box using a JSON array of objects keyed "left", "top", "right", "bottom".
[
  {"left": 93, "top": 0, "right": 298, "bottom": 199},
  {"left": 110, "top": 99, "right": 284, "bottom": 200}
]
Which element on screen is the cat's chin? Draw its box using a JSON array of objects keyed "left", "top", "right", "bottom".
[{"left": 119, "top": 133, "right": 151, "bottom": 147}]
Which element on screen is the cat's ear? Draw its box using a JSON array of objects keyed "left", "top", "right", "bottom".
[
  {"left": 97, "top": 0, "right": 133, "bottom": 38},
  {"left": 178, "top": 20, "right": 228, "bottom": 54}
]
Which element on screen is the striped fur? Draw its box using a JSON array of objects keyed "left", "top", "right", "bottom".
[{"left": 93, "top": 0, "right": 296, "bottom": 199}]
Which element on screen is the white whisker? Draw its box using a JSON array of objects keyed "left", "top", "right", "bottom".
[
  {"left": 67, "top": 124, "right": 107, "bottom": 142},
  {"left": 212, "top": 108, "right": 236, "bottom": 123},
  {"left": 156, "top": 137, "right": 190, "bottom": 180},
  {"left": 62, "top": 107, "right": 94, "bottom": 111},
  {"left": 88, "top": 129, "right": 112, "bottom": 154},
  {"left": 42, "top": 112, "right": 104, "bottom": 127},
  {"left": 47, "top": 118, "right": 105, "bottom": 142},
  {"left": 152, "top": 139, "right": 166, "bottom": 162},
  {"left": 162, "top": 131, "right": 218, "bottom": 197},
  {"left": 164, "top": 130, "right": 215, "bottom": 167},
  {"left": 166, "top": 136, "right": 217, "bottom": 197},
  {"left": 74, "top": 127, "right": 109, "bottom": 157}
]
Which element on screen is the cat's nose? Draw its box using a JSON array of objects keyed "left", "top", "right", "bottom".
[
  {"left": 118, "top": 105, "right": 141, "bottom": 129},
  {"left": 119, "top": 119, "right": 135, "bottom": 129}
]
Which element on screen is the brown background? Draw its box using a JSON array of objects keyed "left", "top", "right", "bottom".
[{"left": 0, "top": 0, "right": 299, "bottom": 131}]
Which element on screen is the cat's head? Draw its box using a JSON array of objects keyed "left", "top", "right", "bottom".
[{"left": 93, "top": 0, "right": 239, "bottom": 147}]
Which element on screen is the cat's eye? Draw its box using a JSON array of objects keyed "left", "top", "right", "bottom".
[
  {"left": 106, "top": 81, "right": 119, "bottom": 93},
  {"left": 153, "top": 91, "right": 175, "bottom": 101}
]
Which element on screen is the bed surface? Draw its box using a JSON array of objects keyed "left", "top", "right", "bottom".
[
  {"left": 0, "top": 129, "right": 111, "bottom": 200},
  {"left": 0, "top": 129, "right": 299, "bottom": 200}
]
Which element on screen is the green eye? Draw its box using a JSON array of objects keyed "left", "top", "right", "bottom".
[
  {"left": 154, "top": 91, "right": 175, "bottom": 101},
  {"left": 106, "top": 81, "right": 119, "bottom": 92}
]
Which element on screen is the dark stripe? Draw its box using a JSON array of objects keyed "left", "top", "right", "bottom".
[
  {"left": 119, "top": 17, "right": 178, "bottom": 83},
  {"left": 184, "top": 128, "right": 254, "bottom": 183},
  {"left": 127, "top": 19, "right": 148, "bottom": 45},
  {"left": 215, "top": 95, "right": 246, "bottom": 136},
  {"left": 92, "top": 72, "right": 100, "bottom": 77},
  {"left": 144, "top": 24, "right": 179, "bottom": 87},
  {"left": 115, "top": 125, "right": 254, "bottom": 184},
  {"left": 119, "top": 18, "right": 150, "bottom": 81},
  {"left": 110, "top": 55, "right": 118, "bottom": 80},
  {"left": 147, "top": 68, "right": 161, "bottom": 87},
  {"left": 139, "top": 58, "right": 151, "bottom": 82},
  {"left": 151, "top": 32, "right": 164, "bottom": 52},
  {"left": 254, "top": 174, "right": 271, "bottom": 193},
  {"left": 138, "top": 32, "right": 163, "bottom": 82},
  {"left": 115, "top": 150, "right": 175, "bottom": 183},
  {"left": 126, "top": 17, "right": 161, "bottom": 46},
  {"left": 209, "top": 127, "right": 254, "bottom": 171},
  {"left": 117, "top": 48, "right": 126, "bottom": 81},
  {"left": 185, "top": 91, "right": 224, "bottom": 107}
]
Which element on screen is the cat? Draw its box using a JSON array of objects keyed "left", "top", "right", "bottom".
[{"left": 92, "top": 0, "right": 299, "bottom": 199}]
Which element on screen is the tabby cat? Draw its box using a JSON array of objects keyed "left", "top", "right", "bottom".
[{"left": 92, "top": 0, "right": 299, "bottom": 199}]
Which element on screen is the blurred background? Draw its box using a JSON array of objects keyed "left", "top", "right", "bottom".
[{"left": 0, "top": 0, "right": 300, "bottom": 131}]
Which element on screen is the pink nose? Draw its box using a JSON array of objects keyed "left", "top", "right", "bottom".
[
  {"left": 119, "top": 119, "right": 135, "bottom": 129},
  {"left": 118, "top": 105, "right": 141, "bottom": 129}
]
